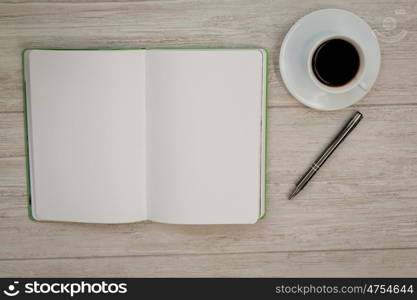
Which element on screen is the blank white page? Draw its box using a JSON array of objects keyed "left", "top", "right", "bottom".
[
  {"left": 25, "top": 50, "right": 147, "bottom": 223},
  {"left": 146, "top": 49, "right": 264, "bottom": 224}
]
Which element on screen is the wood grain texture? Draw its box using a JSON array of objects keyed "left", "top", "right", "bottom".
[
  {"left": 0, "top": 113, "right": 24, "bottom": 158},
  {"left": 2, "top": 249, "right": 417, "bottom": 277},
  {"left": 1, "top": 0, "right": 417, "bottom": 277}
]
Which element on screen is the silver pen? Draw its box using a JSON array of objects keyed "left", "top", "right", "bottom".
[{"left": 288, "top": 111, "right": 364, "bottom": 200}]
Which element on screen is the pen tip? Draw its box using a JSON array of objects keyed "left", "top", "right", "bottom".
[{"left": 288, "top": 189, "right": 298, "bottom": 200}]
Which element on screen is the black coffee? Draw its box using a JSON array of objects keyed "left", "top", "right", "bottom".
[{"left": 312, "top": 39, "right": 360, "bottom": 87}]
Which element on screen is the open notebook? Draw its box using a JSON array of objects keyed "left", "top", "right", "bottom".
[{"left": 23, "top": 48, "right": 267, "bottom": 224}]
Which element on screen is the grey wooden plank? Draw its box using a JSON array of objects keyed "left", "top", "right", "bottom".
[
  {"left": 0, "top": 0, "right": 169, "bottom": 2},
  {"left": 0, "top": 113, "right": 24, "bottom": 159},
  {"left": 0, "top": 0, "right": 416, "bottom": 112},
  {"left": 1, "top": 105, "right": 417, "bottom": 259},
  {"left": 1, "top": 248, "right": 417, "bottom": 277}
]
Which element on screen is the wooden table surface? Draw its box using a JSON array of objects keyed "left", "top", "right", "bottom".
[{"left": 1, "top": 0, "right": 417, "bottom": 277}]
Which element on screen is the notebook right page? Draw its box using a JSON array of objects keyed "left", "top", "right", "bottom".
[{"left": 146, "top": 49, "right": 265, "bottom": 224}]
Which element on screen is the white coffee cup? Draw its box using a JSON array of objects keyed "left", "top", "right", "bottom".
[{"left": 306, "top": 33, "right": 369, "bottom": 94}]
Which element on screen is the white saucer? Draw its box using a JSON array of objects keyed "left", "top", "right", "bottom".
[{"left": 279, "top": 9, "right": 381, "bottom": 110}]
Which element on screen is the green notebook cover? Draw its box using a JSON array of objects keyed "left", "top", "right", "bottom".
[{"left": 22, "top": 47, "right": 269, "bottom": 222}]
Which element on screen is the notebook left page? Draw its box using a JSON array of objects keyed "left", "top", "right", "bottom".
[{"left": 24, "top": 50, "right": 147, "bottom": 223}]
